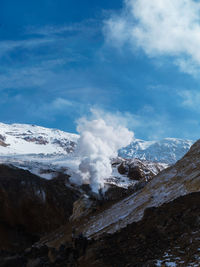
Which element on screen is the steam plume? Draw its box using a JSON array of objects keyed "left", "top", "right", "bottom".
[{"left": 70, "top": 117, "right": 133, "bottom": 193}]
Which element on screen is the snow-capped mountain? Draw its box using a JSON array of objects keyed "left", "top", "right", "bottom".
[
  {"left": 0, "top": 122, "right": 194, "bottom": 165},
  {"left": 81, "top": 139, "right": 200, "bottom": 238},
  {"left": 16, "top": 139, "right": 200, "bottom": 267},
  {"left": 119, "top": 138, "right": 194, "bottom": 164},
  {"left": 0, "top": 122, "right": 79, "bottom": 155}
]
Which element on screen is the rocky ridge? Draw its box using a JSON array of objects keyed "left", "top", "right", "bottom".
[
  {"left": 79, "top": 140, "right": 200, "bottom": 239},
  {"left": 1, "top": 187, "right": 200, "bottom": 266},
  {"left": 0, "top": 124, "right": 199, "bottom": 266},
  {"left": 119, "top": 138, "right": 193, "bottom": 164},
  {"left": 19, "top": 139, "right": 200, "bottom": 267},
  {"left": 0, "top": 164, "right": 80, "bottom": 253},
  {"left": 0, "top": 153, "right": 169, "bottom": 258}
]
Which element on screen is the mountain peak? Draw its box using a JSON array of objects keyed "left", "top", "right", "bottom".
[
  {"left": 119, "top": 138, "right": 194, "bottom": 164},
  {"left": 0, "top": 122, "right": 194, "bottom": 166},
  {"left": 0, "top": 122, "right": 79, "bottom": 155}
]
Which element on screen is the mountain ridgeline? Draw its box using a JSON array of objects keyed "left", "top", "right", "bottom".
[
  {"left": 118, "top": 138, "right": 193, "bottom": 164},
  {"left": 0, "top": 121, "right": 199, "bottom": 267},
  {"left": 0, "top": 122, "right": 194, "bottom": 164}
]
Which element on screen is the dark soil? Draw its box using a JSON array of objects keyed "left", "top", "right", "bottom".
[
  {"left": 1, "top": 191, "right": 199, "bottom": 266},
  {"left": 0, "top": 164, "right": 80, "bottom": 252}
]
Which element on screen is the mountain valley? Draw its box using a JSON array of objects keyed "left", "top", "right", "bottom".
[{"left": 0, "top": 122, "right": 199, "bottom": 266}]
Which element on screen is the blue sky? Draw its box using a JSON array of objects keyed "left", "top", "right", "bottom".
[{"left": 1, "top": 0, "right": 200, "bottom": 140}]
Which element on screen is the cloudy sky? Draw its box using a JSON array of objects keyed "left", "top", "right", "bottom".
[{"left": 1, "top": 0, "right": 200, "bottom": 140}]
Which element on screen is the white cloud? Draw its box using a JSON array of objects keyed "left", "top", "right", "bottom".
[
  {"left": 52, "top": 98, "right": 73, "bottom": 109},
  {"left": 28, "top": 97, "right": 80, "bottom": 121},
  {"left": 0, "top": 38, "right": 53, "bottom": 58},
  {"left": 178, "top": 90, "right": 200, "bottom": 110},
  {"left": 88, "top": 107, "right": 173, "bottom": 140},
  {"left": 104, "top": 0, "right": 200, "bottom": 74},
  {"left": 89, "top": 108, "right": 139, "bottom": 129},
  {"left": 27, "top": 20, "right": 98, "bottom": 36}
]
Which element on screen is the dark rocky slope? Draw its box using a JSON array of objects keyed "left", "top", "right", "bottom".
[
  {"left": 0, "top": 164, "right": 80, "bottom": 252},
  {"left": 84, "top": 191, "right": 200, "bottom": 266},
  {"left": 79, "top": 140, "right": 200, "bottom": 238},
  {"left": 1, "top": 191, "right": 199, "bottom": 267},
  {"left": 0, "top": 156, "right": 167, "bottom": 255},
  {"left": 1, "top": 140, "right": 200, "bottom": 266}
]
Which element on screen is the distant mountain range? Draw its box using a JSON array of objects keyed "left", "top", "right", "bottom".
[
  {"left": 0, "top": 123, "right": 199, "bottom": 266},
  {"left": 0, "top": 122, "right": 194, "bottom": 164},
  {"left": 119, "top": 138, "right": 194, "bottom": 164}
]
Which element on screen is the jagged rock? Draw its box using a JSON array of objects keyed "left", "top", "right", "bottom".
[
  {"left": 104, "top": 185, "right": 134, "bottom": 201},
  {"left": 0, "top": 134, "right": 9, "bottom": 147},
  {"left": 0, "top": 255, "right": 26, "bottom": 267},
  {"left": 81, "top": 192, "right": 200, "bottom": 266},
  {"left": 24, "top": 136, "right": 49, "bottom": 145},
  {"left": 70, "top": 195, "right": 96, "bottom": 222},
  {"left": 117, "top": 158, "right": 167, "bottom": 181},
  {"left": 104, "top": 181, "right": 146, "bottom": 201},
  {"left": 3, "top": 192, "right": 200, "bottom": 267},
  {"left": 80, "top": 139, "right": 200, "bottom": 239},
  {"left": 128, "top": 165, "right": 145, "bottom": 180},
  {"left": 119, "top": 138, "right": 193, "bottom": 164},
  {"left": 117, "top": 161, "right": 129, "bottom": 175},
  {"left": 0, "top": 132, "right": 198, "bottom": 266},
  {"left": 0, "top": 140, "right": 9, "bottom": 147},
  {"left": 0, "top": 164, "right": 80, "bottom": 252}
]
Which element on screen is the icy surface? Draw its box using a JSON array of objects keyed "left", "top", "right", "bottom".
[
  {"left": 0, "top": 122, "right": 79, "bottom": 155},
  {"left": 119, "top": 138, "right": 194, "bottom": 164},
  {"left": 0, "top": 154, "right": 139, "bottom": 189},
  {"left": 0, "top": 122, "right": 193, "bottom": 166}
]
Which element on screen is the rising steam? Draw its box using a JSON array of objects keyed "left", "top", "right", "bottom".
[{"left": 70, "top": 116, "right": 133, "bottom": 193}]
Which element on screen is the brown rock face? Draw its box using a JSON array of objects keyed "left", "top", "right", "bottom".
[
  {"left": 128, "top": 165, "right": 144, "bottom": 180},
  {"left": 23, "top": 136, "right": 48, "bottom": 145},
  {"left": 0, "top": 140, "right": 9, "bottom": 147},
  {"left": 117, "top": 158, "right": 166, "bottom": 181},
  {"left": 82, "top": 191, "right": 200, "bottom": 266},
  {"left": 0, "top": 164, "right": 80, "bottom": 252},
  {"left": 4, "top": 191, "right": 200, "bottom": 267},
  {"left": 0, "top": 135, "right": 9, "bottom": 147},
  {"left": 70, "top": 195, "right": 96, "bottom": 222},
  {"left": 1, "top": 140, "right": 200, "bottom": 265},
  {"left": 117, "top": 161, "right": 129, "bottom": 175}
]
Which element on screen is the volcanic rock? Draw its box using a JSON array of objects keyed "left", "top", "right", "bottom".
[
  {"left": 70, "top": 195, "right": 96, "bottom": 222},
  {"left": 80, "top": 139, "right": 200, "bottom": 238},
  {"left": 0, "top": 164, "right": 80, "bottom": 252},
  {"left": 117, "top": 158, "right": 167, "bottom": 181}
]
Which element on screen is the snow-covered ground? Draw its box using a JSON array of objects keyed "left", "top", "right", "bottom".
[
  {"left": 0, "top": 154, "right": 138, "bottom": 188},
  {"left": 0, "top": 122, "right": 194, "bottom": 165},
  {"left": 0, "top": 153, "right": 79, "bottom": 178},
  {"left": 0, "top": 122, "right": 78, "bottom": 155},
  {"left": 119, "top": 138, "right": 194, "bottom": 164},
  {"left": 0, "top": 122, "right": 193, "bottom": 192}
]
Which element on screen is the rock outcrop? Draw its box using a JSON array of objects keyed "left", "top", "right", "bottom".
[
  {"left": 2, "top": 191, "right": 200, "bottom": 267},
  {"left": 80, "top": 139, "right": 200, "bottom": 238},
  {"left": 0, "top": 164, "right": 80, "bottom": 252},
  {"left": 0, "top": 139, "right": 200, "bottom": 266},
  {"left": 81, "top": 191, "right": 200, "bottom": 266},
  {"left": 117, "top": 158, "right": 167, "bottom": 181}
]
